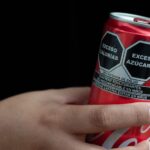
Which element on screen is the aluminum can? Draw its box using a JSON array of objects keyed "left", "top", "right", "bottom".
[{"left": 88, "top": 12, "right": 150, "bottom": 149}]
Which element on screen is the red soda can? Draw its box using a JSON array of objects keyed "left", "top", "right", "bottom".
[{"left": 87, "top": 12, "right": 150, "bottom": 148}]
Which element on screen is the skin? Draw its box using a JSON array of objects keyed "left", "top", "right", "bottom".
[{"left": 0, "top": 87, "right": 149, "bottom": 150}]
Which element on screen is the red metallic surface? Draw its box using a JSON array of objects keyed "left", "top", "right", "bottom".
[
  {"left": 105, "top": 18, "right": 150, "bottom": 48},
  {"left": 88, "top": 14, "right": 150, "bottom": 149}
]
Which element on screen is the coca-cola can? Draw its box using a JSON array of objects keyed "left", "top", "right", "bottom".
[{"left": 87, "top": 12, "right": 150, "bottom": 148}]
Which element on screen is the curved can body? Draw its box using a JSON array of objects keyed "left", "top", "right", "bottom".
[{"left": 88, "top": 12, "right": 150, "bottom": 148}]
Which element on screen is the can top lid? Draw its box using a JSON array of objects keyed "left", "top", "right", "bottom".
[{"left": 110, "top": 12, "right": 150, "bottom": 28}]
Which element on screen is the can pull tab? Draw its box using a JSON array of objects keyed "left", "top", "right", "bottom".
[{"left": 134, "top": 17, "right": 150, "bottom": 25}]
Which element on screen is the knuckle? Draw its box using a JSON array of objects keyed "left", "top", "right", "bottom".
[
  {"left": 132, "top": 103, "right": 149, "bottom": 125},
  {"left": 40, "top": 106, "right": 61, "bottom": 127},
  {"left": 89, "top": 107, "right": 110, "bottom": 130}
]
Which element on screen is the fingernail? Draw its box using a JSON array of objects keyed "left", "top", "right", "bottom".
[
  {"left": 145, "top": 140, "right": 150, "bottom": 150},
  {"left": 147, "top": 139, "right": 150, "bottom": 150},
  {"left": 149, "top": 108, "right": 150, "bottom": 120}
]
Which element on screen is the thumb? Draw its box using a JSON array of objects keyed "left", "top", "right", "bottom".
[{"left": 112, "top": 140, "right": 149, "bottom": 150}]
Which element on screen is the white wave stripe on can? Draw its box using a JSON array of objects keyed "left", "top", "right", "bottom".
[{"left": 102, "top": 128, "right": 129, "bottom": 148}]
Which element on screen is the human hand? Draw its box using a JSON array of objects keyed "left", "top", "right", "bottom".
[{"left": 0, "top": 87, "right": 149, "bottom": 150}]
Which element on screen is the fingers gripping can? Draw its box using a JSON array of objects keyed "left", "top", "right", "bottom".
[{"left": 87, "top": 12, "right": 150, "bottom": 148}]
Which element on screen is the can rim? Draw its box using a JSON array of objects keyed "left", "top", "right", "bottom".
[{"left": 110, "top": 12, "right": 150, "bottom": 28}]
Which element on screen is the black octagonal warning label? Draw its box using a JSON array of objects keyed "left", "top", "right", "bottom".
[
  {"left": 99, "top": 32, "right": 124, "bottom": 70},
  {"left": 124, "top": 41, "right": 150, "bottom": 80}
]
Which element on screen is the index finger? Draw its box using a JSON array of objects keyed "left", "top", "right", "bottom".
[{"left": 60, "top": 103, "right": 150, "bottom": 133}]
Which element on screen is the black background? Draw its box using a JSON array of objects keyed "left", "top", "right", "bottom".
[{"left": 0, "top": 1, "right": 149, "bottom": 100}]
